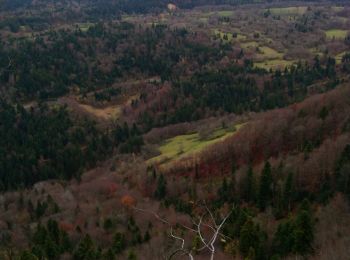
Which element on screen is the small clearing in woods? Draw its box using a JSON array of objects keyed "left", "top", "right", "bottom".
[
  {"left": 78, "top": 104, "right": 121, "bottom": 120},
  {"left": 148, "top": 124, "right": 244, "bottom": 166},
  {"left": 325, "top": 29, "right": 349, "bottom": 40},
  {"left": 268, "top": 6, "right": 308, "bottom": 15}
]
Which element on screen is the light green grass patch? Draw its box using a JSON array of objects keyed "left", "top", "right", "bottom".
[
  {"left": 148, "top": 124, "right": 243, "bottom": 165},
  {"left": 236, "top": 34, "right": 247, "bottom": 41},
  {"left": 217, "top": 11, "right": 234, "bottom": 17},
  {"left": 76, "top": 23, "right": 94, "bottom": 32},
  {"left": 200, "top": 11, "right": 215, "bottom": 18},
  {"left": 256, "top": 46, "right": 284, "bottom": 60},
  {"left": 199, "top": 17, "right": 209, "bottom": 23},
  {"left": 268, "top": 6, "right": 308, "bottom": 15},
  {"left": 255, "top": 59, "right": 296, "bottom": 70},
  {"left": 213, "top": 29, "right": 246, "bottom": 42},
  {"left": 309, "top": 47, "right": 324, "bottom": 57},
  {"left": 241, "top": 41, "right": 259, "bottom": 49},
  {"left": 331, "top": 6, "right": 344, "bottom": 12},
  {"left": 214, "top": 29, "right": 233, "bottom": 41},
  {"left": 325, "top": 29, "right": 349, "bottom": 40},
  {"left": 122, "top": 15, "right": 135, "bottom": 22},
  {"left": 335, "top": 51, "right": 347, "bottom": 64}
]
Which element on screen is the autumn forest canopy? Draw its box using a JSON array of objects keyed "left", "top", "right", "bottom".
[{"left": 0, "top": 0, "right": 350, "bottom": 259}]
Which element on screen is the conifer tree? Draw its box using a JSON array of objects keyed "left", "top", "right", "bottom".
[
  {"left": 112, "top": 232, "right": 126, "bottom": 254},
  {"left": 242, "top": 166, "right": 255, "bottom": 203},
  {"left": 293, "top": 199, "right": 314, "bottom": 255},
  {"left": 20, "top": 251, "right": 39, "bottom": 260},
  {"left": 73, "top": 234, "right": 96, "bottom": 260},
  {"left": 239, "top": 219, "right": 266, "bottom": 258},
  {"left": 282, "top": 172, "right": 294, "bottom": 212},
  {"left": 272, "top": 217, "right": 295, "bottom": 256},
  {"left": 154, "top": 174, "right": 167, "bottom": 200},
  {"left": 258, "top": 161, "right": 273, "bottom": 210},
  {"left": 103, "top": 248, "right": 115, "bottom": 260}
]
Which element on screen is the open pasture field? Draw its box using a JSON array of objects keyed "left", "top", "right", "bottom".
[
  {"left": 255, "top": 46, "right": 284, "bottom": 60},
  {"left": 213, "top": 29, "right": 246, "bottom": 41},
  {"left": 217, "top": 10, "right": 235, "bottom": 17},
  {"left": 148, "top": 124, "right": 243, "bottom": 165},
  {"left": 325, "top": 29, "right": 349, "bottom": 40},
  {"left": 76, "top": 22, "right": 95, "bottom": 32},
  {"left": 268, "top": 6, "right": 308, "bottom": 15},
  {"left": 78, "top": 103, "right": 121, "bottom": 120},
  {"left": 255, "top": 59, "right": 296, "bottom": 70}
]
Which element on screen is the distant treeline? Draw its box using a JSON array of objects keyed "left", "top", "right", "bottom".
[{"left": 0, "top": 0, "right": 345, "bottom": 13}]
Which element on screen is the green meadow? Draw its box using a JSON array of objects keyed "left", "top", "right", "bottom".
[
  {"left": 325, "top": 29, "right": 348, "bottom": 40},
  {"left": 148, "top": 124, "right": 244, "bottom": 165}
]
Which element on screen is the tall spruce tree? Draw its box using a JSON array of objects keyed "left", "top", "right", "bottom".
[
  {"left": 242, "top": 166, "right": 255, "bottom": 203},
  {"left": 154, "top": 174, "right": 167, "bottom": 200},
  {"left": 293, "top": 199, "right": 314, "bottom": 255},
  {"left": 283, "top": 172, "right": 294, "bottom": 212},
  {"left": 258, "top": 161, "right": 273, "bottom": 210},
  {"left": 73, "top": 234, "right": 97, "bottom": 260}
]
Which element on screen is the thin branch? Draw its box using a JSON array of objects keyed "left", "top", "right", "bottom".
[
  {"left": 168, "top": 227, "right": 194, "bottom": 260},
  {"left": 133, "top": 203, "right": 235, "bottom": 260},
  {"left": 204, "top": 202, "right": 218, "bottom": 228},
  {"left": 170, "top": 227, "right": 185, "bottom": 249},
  {"left": 133, "top": 206, "right": 170, "bottom": 225}
]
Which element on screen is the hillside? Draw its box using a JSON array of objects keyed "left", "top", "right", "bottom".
[{"left": 0, "top": 1, "right": 350, "bottom": 260}]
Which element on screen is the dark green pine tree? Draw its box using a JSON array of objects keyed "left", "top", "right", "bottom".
[
  {"left": 282, "top": 172, "right": 294, "bottom": 212},
  {"left": 73, "top": 234, "right": 97, "bottom": 260},
  {"left": 20, "top": 251, "right": 39, "bottom": 260},
  {"left": 195, "top": 163, "right": 199, "bottom": 179},
  {"left": 143, "top": 230, "right": 151, "bottom": 242},
  {"left": 293, "top": 199, "right": 314, "bottom": 255},
  {"left": 103, "top": 248, "right": 115, "bottom": 260},
  {"left": 242, "top": 166, "right": 255, "bottom": 203},
  {"left": 154, "top": 174, "right": 167, "bottom": 200},
  {"left": 218, "top": 177, "right": 229, "bottom": 203},
  {"left": 272, "top": 217, "right": 295, "bottom": 256},
  {"left": 43, "top": 238, "right": 60, "bottom": 259},
  {"left": 229, "top": 161, "right": 237, "bottom": 202},
  {"left": 112, "top": 232, "right": 126, "bottom": 254},
  {"left": 239, "top": 219, "right": 256, "bottom": 256},
  {"left": 258, "top": 161, "right": 273, "bottom": 210},
  {"left": 127, "top": 249, "right": 137, "bottom": 260},
  {"left": 335, "top": 144, "right": 350, "bottom": 199},
  {"left": 239, "top": 219, "right": 266, "bottom": 259}
]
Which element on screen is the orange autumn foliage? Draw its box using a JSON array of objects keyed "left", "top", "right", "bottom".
[{"left": 121, "top": 195, "right": 136, "bottom": 208}]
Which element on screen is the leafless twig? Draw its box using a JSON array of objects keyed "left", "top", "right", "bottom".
[{"left": 133, "top": 203, "right": 234, "bottom": 260}]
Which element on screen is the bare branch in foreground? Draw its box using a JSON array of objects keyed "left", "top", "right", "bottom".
[{"left": 133, "top": 203, "right": 234, "bottom": 260}]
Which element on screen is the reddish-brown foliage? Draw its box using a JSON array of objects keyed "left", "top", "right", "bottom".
[{"left": 121, "top": 195, "right": 137, "bottom": 208}]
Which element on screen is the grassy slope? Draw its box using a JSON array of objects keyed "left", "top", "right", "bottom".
[
  {"left": 325, "top": 29, "right": 349, "bottom": 40},
  {"left": 268, "top": 6, "right": 308, "bottom": 15},
  {"left": 148, "top": 124, "right": 244, "bottom": 165},
  {"left": 213, "top": 29, "right": 246, "bottom": 41}
]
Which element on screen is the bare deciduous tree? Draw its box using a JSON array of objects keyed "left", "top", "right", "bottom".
[{"left": 133, "top": 202, "right": 233, "bottom": 260}]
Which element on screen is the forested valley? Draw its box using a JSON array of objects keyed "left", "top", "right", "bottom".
[{"left": 0, "top": 0, "right": 350, "bottom": 259}]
